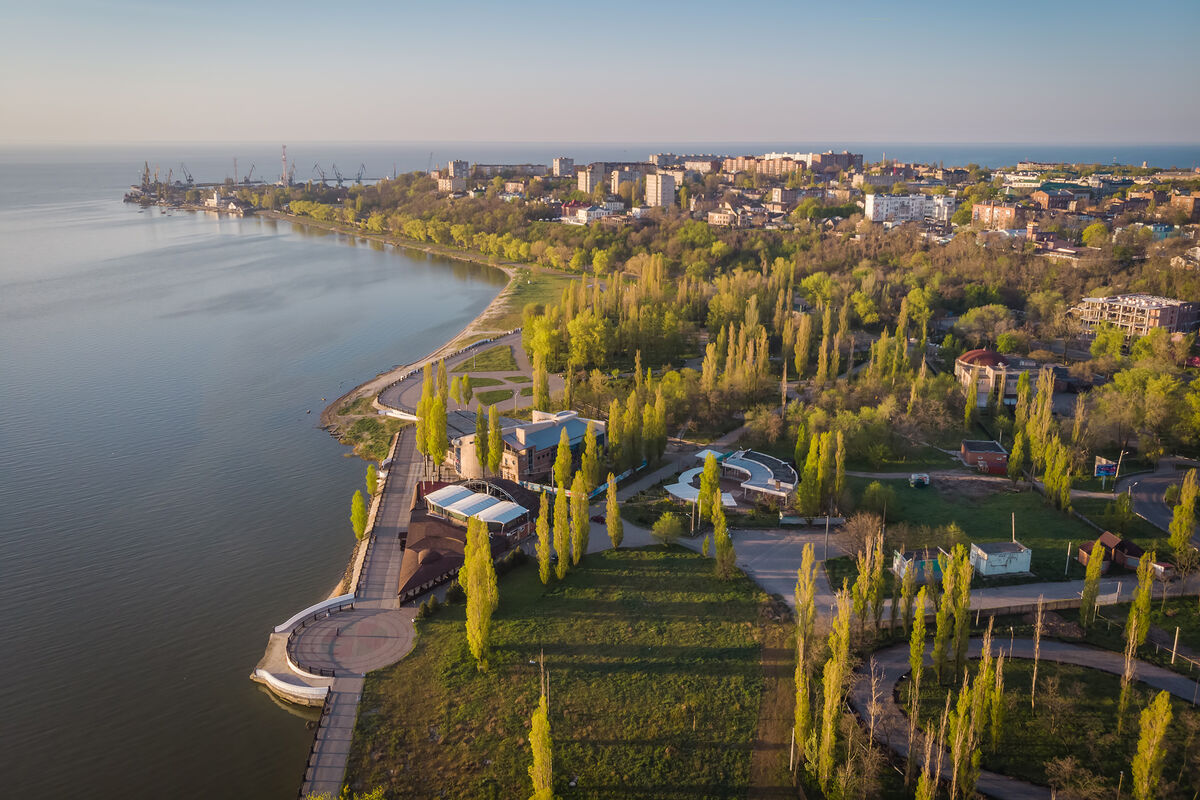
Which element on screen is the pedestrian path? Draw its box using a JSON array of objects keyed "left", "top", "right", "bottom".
[{"left": 848, "top": 637, "right": 1200, "bottom": 800}]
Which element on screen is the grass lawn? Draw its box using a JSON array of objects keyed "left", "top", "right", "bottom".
[
  {"left": 345, "top": 547, "right": 792, "bottom": 799},
  {"left": 462, "top": 376, "right": 504, "bottom": 388},
  {"left": 476, "top": 388, "right": 514, "bottom": 406},
  {"left": 486, "top": 268, "right": 579, "bottom": 330},
  {"left": 844, "top": 444, "right": 960, "bottom": 474},
  {"left": 339, "top": 415, "right": 406, "bottom": 461},
  {"left": 901, "top": 659, "right": 1200, "bottom": 796},
  {"left": 847, "top": 476, "right": 1099, "bottom": 582},
  {"left": 1070, "top": 497, "right": 1169, "bottom": 554},
  {"left": 453, "top": 344, "right": 519, "bottom": 373},
  {"left": 506, "top": 374, "right": 532, "bottom": 383},
  {"left": 520, "top": 387, "right": 533, "bottom": 397}
]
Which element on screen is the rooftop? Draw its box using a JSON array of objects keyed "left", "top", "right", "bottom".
[
  {"left": 1081, "top": 293, "right": 1191, "bottom": 310},
  {"left": 962, "top": 440, "right": 1007, "bottom": 454},
  {"left": 957, "top": 349, "right": 1009, "bottom": 368},
  {"left": 972, "top": 541, "right": 1028, "bottom": 555}
]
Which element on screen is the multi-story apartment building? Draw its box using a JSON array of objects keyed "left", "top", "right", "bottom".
[
  {"left": 645, "top": 173, "right": 676, "bottom": 207},
  {"left": 437, "top": 176, "right": 466, "bottom": 193},
  {"left": 971, "top": 202, "right": 1025, "bottom": 230},
  {"left": 448, "top": 160, "right": 470, "bottom": 178},
  {"left": 552, "top": 157, "right": 574, "bottom": 177},
  {"left": 805, "top": 150, "right": 864, "bottom": 173},
  {"left": 864, "top": 193, "right": 957, "bottom": 223},
  {"left": 1074, "top": 294, "right": 1200, "bottom": 335},
  {"left": 610, "top": 169, "right": 640, "bottom": 194},
  {"left": 577, "top": 166, "right": 603, "bottom": 194}
]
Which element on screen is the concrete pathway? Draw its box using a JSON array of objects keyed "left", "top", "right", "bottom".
[
  {"left": 295, "top": 430, "right": 423, "bottom": 798},
  {"left": 850, "top": 637, "right": 1200, "bottom": 800},
  {"left": 377, "top": 331, "right": 561, "bottom": 416}
]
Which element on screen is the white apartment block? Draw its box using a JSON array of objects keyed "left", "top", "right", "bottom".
[
  {"left": 577, "top": 167, "right": 602, "bottom": 194},
  {"left": 610, "top": 169, "right": 640, "bottom": 194},
  {"left": 645, "top": 173, "right": 676, "bottom": 208},
  {"left": 552, "top": 157, "right": 574, "bottom": 177},
  {"left": 864, "top": 193, "right": 957, "bottom": 223}
]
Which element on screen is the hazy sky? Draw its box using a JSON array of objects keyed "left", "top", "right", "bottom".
[{"left": 3, "top": 0, "right": 1197, "bottom": 144}]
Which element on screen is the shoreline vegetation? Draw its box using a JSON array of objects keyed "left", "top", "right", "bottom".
[{"left": 252, "top": 209, "right": 576, "bottom": 449}]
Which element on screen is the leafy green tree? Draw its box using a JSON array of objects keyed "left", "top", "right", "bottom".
[
  {"left": 651, "top": 511, "right": 683, "bottom": 547},
  {"left": 462, "top": 517, "right": 499, "bottom": 670},
  {"left": 462, "top": 375, "right": 473, "bottom": 405},
  {"left": 527, "top": 692, "right": 553, "bottom": 800},
  {"left": 428, "top": 393, "right": 449, "bottom": 469},
  {"left": 932, "top": 555, "right": 955, "bottom": 683},
  {"left": 795, "top": 434, "right": 822, "bottom": 515},
  {"left": 474, "top": 408, "right": 488, "bottom": 474},
  {"left": 1007, "top": 430, "right": 1027, "bottom": 484},
  {"left": 699, "top": 452, "right": 721, "bottom": 522},
  {"left": 833, "top": 430, "right": 846, "bottom": 504},
  {"left": 487, "top": 404, "right": 503, "bottom": 475},
  {"left": 816, "top": 590, "right": 851, "bottom": 790},
  {"left": 1091, "top": 322, "right": 1125, "bottom": 360},
  {"left": 1081, "top": 221, "right": 1110, "bottom": 248},
  {"left": 1169, "top": 468, "right": 1197, "bottom": 561},
  {"left": 1131, "top": 691, "right": 1173, "bottom": 800},
  {"left": 605, "top": 473, "right": 622, "bottom": 549},
  {"left": 553, "top": 427, "right": 572, "bottom": 487},
  {"left": 905, "top": 586, "right": 927, "bottom": 785},
  {"left": 449, "top": 375, "right": 462, "bottom": 406},
  {"left": 533, "top": 351, "right": 550, "bottom": 411},
  {"left": 581, "top": 421, "right": 600, "bottom": 492},
  {"left": 536, "top": 493, "right": 551, "bottom": 585},
  {"left": 713, "top": 504, "right": 735, "bottom": 578},
  {"left": 553, "top": 487, "right": 570, "bottom": 580},
  {"left": 793, "top": 543, "right": 816, "bottom": 758},
  {"left": 861, "top": 480, "right": 896, "bottom": 519},
  {"left": 350, "top": 490, "right": 368, "bottom": 540},
  {"left": 570, "top": 470, "right": 589, "bottom": 564},
  {"left": 964, "top": 378, "right": 978, "bottom": 429},
  {"left": 365, "top": 464, "right": 378, "bottom": 496},
  {"left": 1080, "top": 539, "right": 1106, "bottom": 629},
  {"left": 1126, "top": 550, "right": 1155, "bottom": 651}
]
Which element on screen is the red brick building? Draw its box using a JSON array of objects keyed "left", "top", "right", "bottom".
[
  {"left": 971, "top": 202, "right": 1025, "bottom": 229},
  {"left": 960, "top": 440, "right": 1008, "bottom": 475}
]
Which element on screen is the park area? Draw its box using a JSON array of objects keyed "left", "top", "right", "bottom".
[
  {"left": 901, "top": 658, "right": 1200, "bottom": 796},
  {"left": 844, "top": 474, "right": 1125, "bottom": 583},
  {"left": 344, "top": 547, "right": 794, "bottom": 799}
]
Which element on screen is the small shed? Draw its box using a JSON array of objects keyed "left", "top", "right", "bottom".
[
  {"left": 961, "top": 440, "right": 1008, "bottom": 474},
  {"left": 970, "top": 541, "right": 1032, "bottom": 576},
  {"left": 892, "top": 548, "right": 945, "bottom": 582},
  {"left": 1077, "top": 531, "right": 1145, "bottom": 571},
  {"left": 1076, "top": 540, "right": 1112, "bottom": 574}
]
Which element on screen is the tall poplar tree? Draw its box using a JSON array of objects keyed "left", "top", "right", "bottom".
[
  {"left": 553, "top": 487, "right": 570, "bottom": 580},
  {"left": 606, "top": 473, "right": 623, "bottom": 549},
  {"left": 1169, "top": 468, "right": 1197, "bottom": 562},
  {"left": 713, "top": 504, "right": 735, "bottom": 579},
  {"left": 581, "top": 421, "right": 600, "bottom": 492},
  {"left": 487, "top": 404, "right": 502, "bottom": 476},
  {"left": 905, "top": 586, "right": 928, "bottom": 785},
  {"left": 463, "top": 517, "right": 499, "bottom": 670},
  {"left": 570, "top": 470, "right": 589, "bottom": 564},
  {"left": 553, "top": 427, "right": 572, "bottom": 487},
  {"left": 1131, "top": 691, "right": 1173, "bottom": 800},
  {"left": 533, "top": 351, "right": 550, "bottom": 412},
  {"left": 528, "top": 691, "right": 553, "bottom": 800},
  {"left": 793, "top": 544, "right": 817, "bottom": 757},
  {"left": 1080, "top": 539, "right": 1106, "bottom": 630},
  {"left": 350, "top": 490, "right": 368, "bottom": 540},
  {"left": 535, "top": 493, "right": 551, "bottom": 585},
  {"left": 474, "top": 408, "right": 488, "bottom": 475},
  {"left": 794, "top": 312, "right": 813, "bottom": 379},
  {"left": 699, "top": 452, "right": 721, "bottom": 523}
]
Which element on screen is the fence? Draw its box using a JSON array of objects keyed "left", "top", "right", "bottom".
[{"left": 297, "top": 692, "right": 334, "bottom": 798}]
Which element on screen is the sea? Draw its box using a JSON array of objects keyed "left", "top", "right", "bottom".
[{"left": 1, "top": 140, "right": 1197, "bottom": 799}]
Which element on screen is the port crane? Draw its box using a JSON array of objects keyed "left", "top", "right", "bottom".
[
  {"left": 312, "top": 164, "right": 327, "bottom": 184},
  {"left": 355, "top": 164, "right": 367, "bottom": 184},
  {"left": 179, "top": 163, "right": 194, "bottom": 185},
  {"left": 330, "top": 164, "right": 345, "bottom": 186},
  {"left": 243, "top": 164, "right": 255, "bottom": 184}
]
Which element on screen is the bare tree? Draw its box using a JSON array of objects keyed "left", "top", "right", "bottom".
[{"left": 1031, "top": 595, "right": 1044, "bottom": 712}]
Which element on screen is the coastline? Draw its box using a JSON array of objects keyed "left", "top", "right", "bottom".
[{"left": 251, "top": 210, "right": 536, "bottom": 430}]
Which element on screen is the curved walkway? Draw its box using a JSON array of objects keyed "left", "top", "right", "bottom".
[
  {"left": 289, "top": 430, "right": 424, "bottom": 798},
  {"left": 850, "top": 637, "right": 1200, "bottom": 800},
  {"left": 377, "top": 330, "right": 561, "bottom": 416}
]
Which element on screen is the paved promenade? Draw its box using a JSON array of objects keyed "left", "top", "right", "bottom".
[
  {"left": 295, "top": 430, "right": 423, "bottom": 798},
  {"left": 849, "top": 637, "right": 1200, "bottom": 800}
]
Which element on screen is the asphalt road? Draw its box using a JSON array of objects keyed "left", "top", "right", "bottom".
[{"left": 1119, "top": 457, "right": 1199, "bottom": 545}]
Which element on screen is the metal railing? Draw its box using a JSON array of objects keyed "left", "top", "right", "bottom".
[{"left": 298, "top": 693, "right": 335, "bottom": 798}]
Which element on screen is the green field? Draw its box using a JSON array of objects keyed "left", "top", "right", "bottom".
[
  {"left": 847, "top": 476, "right": 1100, "bottom": 581},
  {"left": 476, "top": 388, "right": 514, "bottom": 405},
  {"left": 453, "top": 344, "right": 520, "bottom": 373},
  {"left": 488, "top": 269, "right": 579, "bottom": 330},
  {"left": 902, "top": 659, "right": 1200, "bottom": 796},
  {"left": 345, "top": 548, "right": 787, "bottom": 799}
]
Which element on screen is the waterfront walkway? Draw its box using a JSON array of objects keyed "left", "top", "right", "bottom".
[
  {"left": 260, "top": 429, "right": 424, "bottom": 798},
  {"left": 848, "top": 637, "right": 1200, "bottom": 800}
]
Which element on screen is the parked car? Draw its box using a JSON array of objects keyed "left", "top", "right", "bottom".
[{"left": 590, "top": 514, "right": 606, "bottom": 524}]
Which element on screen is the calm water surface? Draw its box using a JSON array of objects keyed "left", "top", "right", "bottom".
[{"left": 0, "top": 151, "right": 505, "bottom": 799}]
